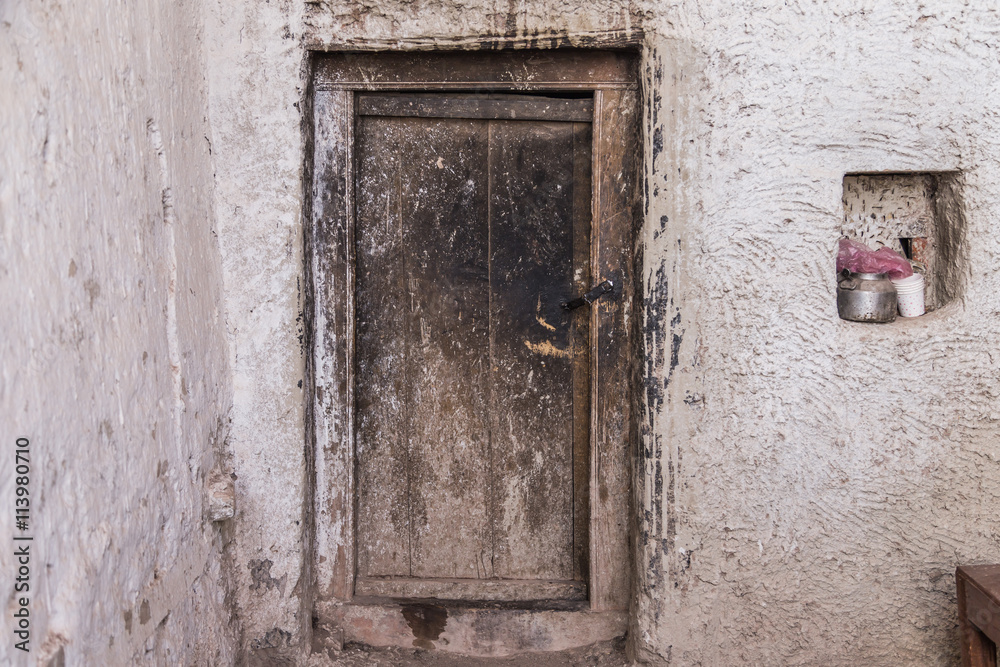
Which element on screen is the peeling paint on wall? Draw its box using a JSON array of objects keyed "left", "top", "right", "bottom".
[
  {"left": 5, "top": 0, "right": 1000, "bottom": 662},
  {"left": 206, "top": 1, "right": 1000, "bottom": 665}
]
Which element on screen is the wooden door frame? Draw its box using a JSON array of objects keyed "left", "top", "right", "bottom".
[{"left": 306, "top": 49, "right": 640, "bottom": 654}]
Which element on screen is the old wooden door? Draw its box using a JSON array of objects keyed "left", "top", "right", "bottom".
[
  {"left": 311, "top": 53, "right": 636, "bottom": 649},
  {"left": 354, "top": 93, "right": 594, "bottom": 601}
]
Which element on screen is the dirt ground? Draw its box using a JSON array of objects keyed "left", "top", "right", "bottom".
[{"left": 307, "top": 637, "right": 630, "bottom": 666}]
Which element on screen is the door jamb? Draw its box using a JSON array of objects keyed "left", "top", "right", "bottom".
[{"left": 305, "top": 48, "right": 641, "bottom": 654}]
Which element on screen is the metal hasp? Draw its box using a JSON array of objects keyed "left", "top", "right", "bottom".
[{"left": 562, "top": 279, "right": 614, "bottom": 310}]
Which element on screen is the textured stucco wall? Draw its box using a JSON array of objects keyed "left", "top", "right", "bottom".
[
  {"left": 206, "top": 0, "right": 1000, "bottom": 664},
  {"left": 637, "top": 4, "right": 1000, "bottom": 665},
  {"left": 0, "top": 1, "right": 236, "bottom": 664}
]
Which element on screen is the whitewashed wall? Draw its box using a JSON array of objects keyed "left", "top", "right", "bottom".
[
  {"left": 639, "top": 4, "right": 1000, "bottom": 664},
  {"left": 6, "top": 0, "right": 996, "bottom": 664},
  {"left": 212, "top": 1, "right": 1000, "bottom": 663},
  {"left": 205, "top": 0, "right": 312, "bottom": 662},
  {"left": 0, "top": 1, "right": 236, "bottom": 664}
]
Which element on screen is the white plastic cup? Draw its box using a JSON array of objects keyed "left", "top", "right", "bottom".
[{"left": 891, "top": 273, "right": 925, "bottom": 317}]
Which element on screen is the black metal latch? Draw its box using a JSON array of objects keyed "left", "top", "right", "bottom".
[{"left": 561, "top": 279, "right": 614, "bottom": 310}]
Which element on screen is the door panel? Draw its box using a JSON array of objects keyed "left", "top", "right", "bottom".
[
  {"left": 356, "top": 117, "right": 492, "bottom": 581},
  {"left": 354, "top": 96, "right": 592, "bottom": 600},
  {"left": 488, "top": 120, "right": 585, "bottom": 581},
  {"left": 400, "top": 119, "right": 492, "bottom": 580},
  {"left": 354, "top": 117, "right": 411, "bottom": 578}
]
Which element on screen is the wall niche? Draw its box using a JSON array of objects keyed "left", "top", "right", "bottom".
[{"left": 842, "top": 172, "right": 967, "bottom": 312}]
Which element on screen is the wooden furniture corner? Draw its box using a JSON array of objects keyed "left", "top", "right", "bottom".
[{"left": 957, "top": 564, "right": 1000, "bottom": 667}]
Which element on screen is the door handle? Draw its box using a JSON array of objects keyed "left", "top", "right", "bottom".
[{"left": 561, "top": 279, "right": 614, "bottom": 310}]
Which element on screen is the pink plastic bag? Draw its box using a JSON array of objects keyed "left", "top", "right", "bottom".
[{"left": 837, "top": 238, "right": 913, "bottom": 280}]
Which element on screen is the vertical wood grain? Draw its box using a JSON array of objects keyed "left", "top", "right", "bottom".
[
  {"left": 310, "top": 88, "right": 356, "bottom": 600},
  {"left": 354, "top": 117, "right": 412, "bottom": 577},
  {"left": 313, "top": 53, "right": 639, "bottom": 614},
  {"left": 590, "top": 88, "right": 637, "bottom": 611},
  {"left": 571, "top": 121, "right": 593, "bottom": 583},
  {"left": 354, "top": 117, "right": 493, "bottom": 580},
  {"left": 488, "top": 120, "right": 578, "bottom": 580},
  {"left": 402, "top": 119, "right": 492, "bottom": 580}
]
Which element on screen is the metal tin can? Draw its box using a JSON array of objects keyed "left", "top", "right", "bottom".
[{"left": 837, "top": 270, "right": 897, "bottom": 323}]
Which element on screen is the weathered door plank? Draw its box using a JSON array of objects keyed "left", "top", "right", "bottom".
[
  {"left": 358, "top": 94, "right": 594, "bottom": 122},
  {"left": 355, "top": 117, "right": 413, "bottom": 578},
  {"left": 355, "top": 577, "right": 585, "bottom": 602},
  {"left": 315, "top": 51, "right": 637, "bottom": 90},
  {"left": 400, "top": 119, "right": 493, "bottom": 580},
  {"left": 571, "top": 121, "right": 594, "bottom": 583},
  {"left": 309, "top": 88, "right": 356, "bottom": 603},
  {"left": 589, "top": 88, "right": 637, "bottom": 611},
  {"left": 488, "top": 120, "right": 581, "bottom": 581},
  {"left": 355, "top": 117, "right": 494, "bottom": 581}
]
